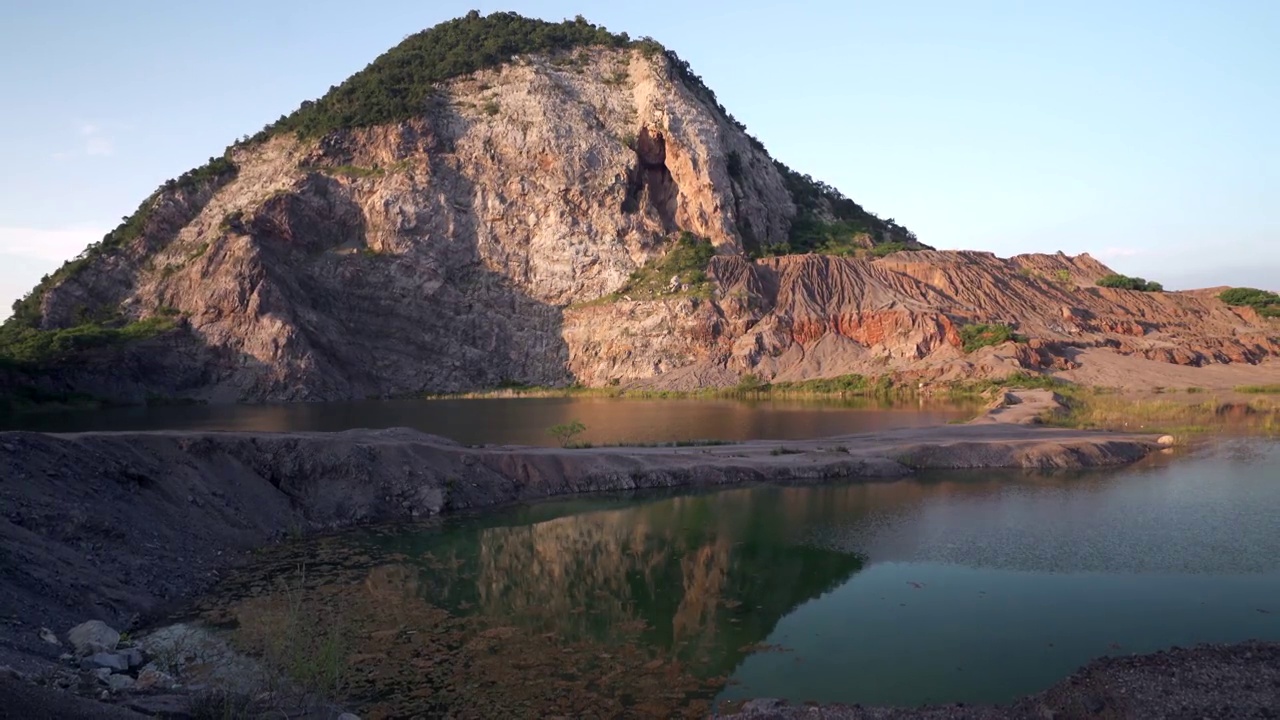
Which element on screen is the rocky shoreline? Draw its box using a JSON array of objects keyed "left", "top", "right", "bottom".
[{"left": 3, "top": 393, "right": 1272, "bottom": 718}]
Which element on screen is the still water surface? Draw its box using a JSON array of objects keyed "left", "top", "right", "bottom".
[
  {"left": 1, "top": 396, "right": 973, "bottom": 446},
  {"left": 198, "top": 440, "right": 1280, "bottom": 717}
]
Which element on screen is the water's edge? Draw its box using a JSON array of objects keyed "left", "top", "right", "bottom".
[{"left": 0, "top": 416, "right": 1165, "bottom": 717}]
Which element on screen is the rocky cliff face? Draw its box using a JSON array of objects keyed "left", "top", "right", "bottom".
[{"left": 4, "top": 19, "right": 1277, "bottom": 403}]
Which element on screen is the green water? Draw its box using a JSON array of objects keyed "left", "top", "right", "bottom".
[{"left": 201, "top": 440, "right": 1280, "bottom": 716}]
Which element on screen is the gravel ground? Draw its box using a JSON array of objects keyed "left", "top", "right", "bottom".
[{"left": 727, "top": 641, "right": 1280, "bottom": 719}]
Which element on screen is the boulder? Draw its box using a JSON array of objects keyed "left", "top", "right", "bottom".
[
  {"left": 133, "top": 668, "right": 175, "bottom": 692},
  {"left": 121, "top": 646, "right": 145, "bottom": 668},
  {"left": 84, "top": 652, "right": 129, "bottom": 672},
  {"left": 107, "top": 674, "right": 136, "bottom": 692},
  {"left": 67, "top": 620, "right": 119, "bottom": 656}
]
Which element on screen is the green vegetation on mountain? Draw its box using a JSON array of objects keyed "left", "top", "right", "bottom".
[
  {"left": 757, "top": 165, "right": 919, "bottom": 257},
  {"left": 243, "top": 10, "right": 916, "bottom": 252},
  {"left": 1219, "top": 287, "right": 1280, "bottom": 318},
  {"left": 959, "top": 323, "right": 1023, "bottom": 352},
  {"left": 1095, "top": 274, "right": 1163, "bottom": 292},
  {"left": 608, "top": 232, "right": 715, "bottom": 301},
  {"left": 0, "top": 316, "right": 176, "bottom": 368},
  {"left": 249, "top": 12, "right": 632, "bottom": 141}
]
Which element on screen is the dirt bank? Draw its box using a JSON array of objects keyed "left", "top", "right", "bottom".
[{"left": 0, "top": 394, "right": 1177, "bottom": 716}]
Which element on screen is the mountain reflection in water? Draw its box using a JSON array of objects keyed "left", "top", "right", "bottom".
[{"left": 193, "top": 443, "right": 1280, "bottom": 717}]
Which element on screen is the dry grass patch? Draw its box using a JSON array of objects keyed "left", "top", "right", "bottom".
[
  {"left": 1237, "top": 384, "right": 1280, "bottom": 394},
  {"left": 1043, "top": 391, "right": 1280, "bottom": 437}
]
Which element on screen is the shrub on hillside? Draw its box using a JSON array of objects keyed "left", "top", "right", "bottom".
[
  {"left": 1096, "top": 274, "right": 1163, "bottom": 292},
  {"left": 612, "top": 232, "right": 715, "bottom": 300},
  {"left": 247, "top": 13, "right": 631, "bottom": 141},
  {"left": 958, "top": 323, "right": 1023, "bottom": 353},
  {"left": 1219, "top": 287, "right": 1280, "bottom": 317},
  {"left": 0, "top": 317, "right": 176, "bottom": 367}
]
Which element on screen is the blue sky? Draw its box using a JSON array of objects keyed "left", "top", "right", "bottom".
[{"left": 1, "top": 1, "right": 1276, "bottom": 317}]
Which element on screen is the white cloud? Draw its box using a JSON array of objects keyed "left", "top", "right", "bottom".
[{"left": 0, "top": 226, "right": 106, "bottom": 263}]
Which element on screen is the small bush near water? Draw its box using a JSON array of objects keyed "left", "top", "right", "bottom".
[
  {"left": 548, "top": 420, "right": 587, "bottom": 447},
  {"left": 230, "top": 567, "right": 352, "bottom": 699}
]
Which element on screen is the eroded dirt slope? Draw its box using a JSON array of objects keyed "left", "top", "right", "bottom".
[{"left": 568, "top": 250, "right": 1280, "bottom": 388}]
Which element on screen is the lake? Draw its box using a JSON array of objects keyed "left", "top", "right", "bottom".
[
  {"left": 0, "top": 396, "right": 975, "bottom": 446},
  {"left": 192, "top": 439, "right": 1280, "bottom": 717}
]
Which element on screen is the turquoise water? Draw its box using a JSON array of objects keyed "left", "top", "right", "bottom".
[{"left": 205, "top": 440, "right": 1280, "bottom": 715}]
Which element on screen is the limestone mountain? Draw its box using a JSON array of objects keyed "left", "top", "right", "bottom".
[{"left": 2, "top": 12, "right": 1276, "bottom": 403}]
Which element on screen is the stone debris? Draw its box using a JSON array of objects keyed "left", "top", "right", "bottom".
[
  {"left": 126, "top": 694, "right": 193, "bottom": 716},
  {"left": 140, "top": 623, "right": 266, "bottom": 695},
  {"left": 83, "top": 652, "right": 130, "bottom": 672},
  {"left": 106, "top": 674, "right": 135, "bottom": 692},
  {"left": 133, "top": 667, "right": 176, "bottom": 692},
  {"left": 38, "top": 627, "right": 60, "bottom": 646},
  {"left": 67, "top": 620, "right": 120, "bottom": 656}
]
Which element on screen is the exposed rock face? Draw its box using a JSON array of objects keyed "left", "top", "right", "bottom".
[
  {"left": 8, "top": 46, "right": 1277, "bottom": 402},
  {"left": 19, "top": 48, "right": 812, "bottom": 401}
]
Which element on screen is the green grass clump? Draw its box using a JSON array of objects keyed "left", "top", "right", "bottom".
[
  {"left": 1237, "top": 384, "right": 1280, "bottom": 394},
  {"left": 1219, "top": 287, "right": 1280, "bottom": 318},
  {"left": 958, "top": 323, "right": 1023, "bottom": 353},
  {"left": 0, "top": 317, "right": 176, "bottom": 367},
  {"left": 610, "top": 232, "right": 715, "bottom": 301},
  {"left": 326, "top": 164, "right": 386, "bottom": 178},
  {"left": 942, "top": 372, "right": 1071, "bottom": 400},
  {"left": 1096, "top": 274, "right": 1163, "bottom": 292},
  {"left": 772, "top": 374, "right": 871, "bottom": 395}
]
